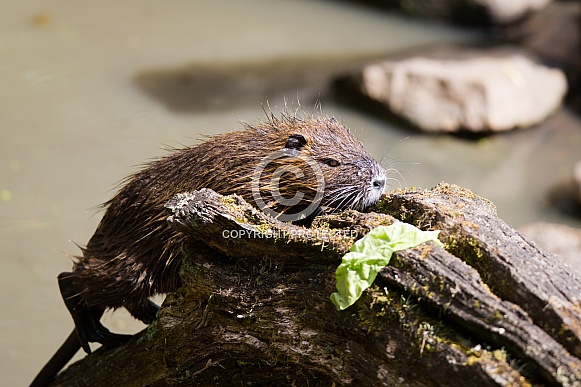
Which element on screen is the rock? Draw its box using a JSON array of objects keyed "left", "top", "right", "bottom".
[
  {"left": 357, "top": 55, "right": 567, "bottom": 133},
  {"left": 519, "top": 222, "right": 581, "bottom": 274},
  {"left": 502, "top": 1, "right": 581, "bottom": 98},
  {"left": 503, "top": 2, "right": 581, "bottom": 70},
  {"left": 367, "top": 0, "right": 552, "bottom": 24},
  {"left": 546, "top": 161, "right": 581, "bottom": 219},
  {"left": 473, "top": 0, "right": 551, "bottom": 24},
  {"left": 575, "top": 161, "right": 581, "bottom": 204}
]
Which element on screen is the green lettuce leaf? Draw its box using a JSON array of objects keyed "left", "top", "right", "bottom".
[{"left": 330, "top": 223, "right": 443, "bottom": 310}]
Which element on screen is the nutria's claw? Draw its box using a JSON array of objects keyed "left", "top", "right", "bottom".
[{"left": 75, "top": 309, "right": 132, "bottom": 353}]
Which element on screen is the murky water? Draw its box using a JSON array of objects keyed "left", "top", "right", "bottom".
[{"left": 1, "top": 1, "right": 580, "bottom": 385}]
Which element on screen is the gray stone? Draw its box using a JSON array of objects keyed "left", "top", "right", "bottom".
[
  {"left": 473, "top": 0, "right": 551, "bottom": 24},
  {"left": 384, "top": 0, "right": 552, "bottom": 24},
  {"left": 574, "top": 161, "right": 581, "bottom": 205},
  {"left": 520, "top": 222, "right": 581, "bottom": 274},
  {"left": 503, "top": 1, "right": 581, "bottom": 72},
  {"left": 503, "top": 1, "right": 581, "bottom": 106},
  {"left": 358, "top": 55, "right": 567, "bottom": 133}
]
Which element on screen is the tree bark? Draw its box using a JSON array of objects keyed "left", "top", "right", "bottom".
[{"left": 52, "top": 184, "right": 581, "bottom": 386}]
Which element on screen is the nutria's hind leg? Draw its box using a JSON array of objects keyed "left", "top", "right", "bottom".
[
  {"left": 58, "top": 272, "right": 133, "bottom": 354},
  {"left": 127, "top": 299, "right": 160, "bottom": 325}
]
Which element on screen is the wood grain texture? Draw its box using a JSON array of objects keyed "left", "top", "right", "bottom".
[{"left": 52, "top": 186, "right": 581, "bottom": 386}]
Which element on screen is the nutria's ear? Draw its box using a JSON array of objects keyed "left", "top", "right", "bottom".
[{"left": 285, "top": 134, "right": 307, "bottom": 150}]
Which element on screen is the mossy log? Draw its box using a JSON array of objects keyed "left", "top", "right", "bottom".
[{"left": 52, "top": 184, "right": 581, "bottom": 386}]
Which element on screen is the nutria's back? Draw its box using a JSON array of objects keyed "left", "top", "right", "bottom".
[{"left": 69, "top": 112, "right": 386, "bottom": 333}]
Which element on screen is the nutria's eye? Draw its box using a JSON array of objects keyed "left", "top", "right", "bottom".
[
  {"left": 324, "top": 158, "right": 340, "bottom": 167},
  {"left": 285, "top": 134, "right": 307, "bottom": 150}
]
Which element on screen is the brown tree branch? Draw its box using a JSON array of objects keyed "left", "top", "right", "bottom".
[{"left": 51, "top": 186, "right": 581, "bottom": 386}]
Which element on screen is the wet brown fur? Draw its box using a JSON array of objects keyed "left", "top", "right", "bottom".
[{"left": 67, "top": 113, "right": 385, "bottom": 321}]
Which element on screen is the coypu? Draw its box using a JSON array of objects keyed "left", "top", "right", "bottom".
[{"left": 31, "top": 112, "right": 386, "bottom": 386}]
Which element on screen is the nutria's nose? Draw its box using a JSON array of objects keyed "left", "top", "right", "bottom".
[{"left": 373, "top": 178, "right": 385, "bottom": 191}]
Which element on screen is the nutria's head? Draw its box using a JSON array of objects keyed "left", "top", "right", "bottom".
[
  {"left": 179, "top": 112, "right": 386, "bottom": 222},
  {"left": 233, "top": 113, "right": 386, "bottom": 221}
]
